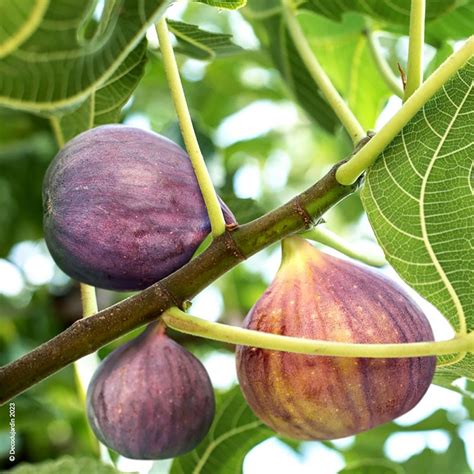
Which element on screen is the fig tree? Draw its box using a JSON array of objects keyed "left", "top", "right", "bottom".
[
  {"left": 236, "top": 237, "right": 436, "bottom": 440},
  {"left": 43, "top": 124, "right": 234, "bottom": 291},
  {"left": 87, "top": 323, "right": 215, "bottom": 459}
]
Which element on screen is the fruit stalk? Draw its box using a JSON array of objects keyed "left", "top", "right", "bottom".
[{"left": 156, "top": 18, "right": 226, "bottom": 237}]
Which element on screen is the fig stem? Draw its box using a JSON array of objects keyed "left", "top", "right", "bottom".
[
  {"left": 404, "top": 0, "right": 425, "bottom": 101},
  {"left": 75, "top": 284, "right": 101, "bottom": 403},
  {"left": 282, "top": 0, "right": 366, "bottom": 145},
  {"left": 162, "top": 307, "right": 474, "bottom": 359},
  {"left": 364, "top": 24, "right": 404, "bottom": 99},
  {"left": 336, "top": 36, "right": 474, "bottom": 185},
  {"left": 156, "top": 18, "right": 226, "bottom": 237},
  {"left": 301, "top": 227, "right": 386, "bottom": 268},
  {"left": 80, "top": 283, "right": 98, "bottom": 317}
]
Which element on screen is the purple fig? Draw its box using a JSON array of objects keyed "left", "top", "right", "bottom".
[
  {"left": 236, "top": 237, "right": 435, "bottom": 440},
  {"left": 87, "top": 323, "right": 215, "bottom": 459},
  {"left": 43, "top": 124, "right": 235, "bottom": 291}
]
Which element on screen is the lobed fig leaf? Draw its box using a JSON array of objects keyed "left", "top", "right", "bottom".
[
  {"left": 87, "top": 323, "right": 215, "bottom": 460},
  {"left": 43, "top": 124, "right": 235, "bottom": 291},
  {"left": 236, "top": 236, "right": 436, "bottom": 440}
]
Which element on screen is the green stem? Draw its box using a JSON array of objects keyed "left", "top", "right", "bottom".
[
  {"left": 50, "top": 117, "right": 65, "bottom": 148},
  {"left": 336, "top": 36, "right": 474, "bottom": 185},
  {"left": 163, "top": 307, "right": 474, "bottom": 358},
  {"left": 80, "top": 283, "right": 98, "bottom": 318},
  {"left": 301, "top": 226, "right": 386, "bottom": 267},
  {"left": 404, "top": 0, "right": 426, "bottom": 101},
  {"left": 156, "top": 18, "right": 226, "bottom": 237},
  {"left": 282, "top": 1, "right": 365, "bottom": 145},
  {"left": 365, "top": 27, "right": 404, "bottom": 99}
]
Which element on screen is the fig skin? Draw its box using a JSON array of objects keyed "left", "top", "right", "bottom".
[
  {"left": 43, "top": 124, "right": 235, "bottom": 291},
  {"left": 87, "top": 323, "right": 215, "bottom": 460},
  {"left": 236, "top": 237, "right": 436, "bottom": 440}
]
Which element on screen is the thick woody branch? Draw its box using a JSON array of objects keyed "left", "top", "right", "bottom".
[{"left": 0, "top": 163, "right": 358, "bottom": 404}]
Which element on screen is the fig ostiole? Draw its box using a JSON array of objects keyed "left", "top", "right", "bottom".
[
  {"left": 236, "top": 236, "right": 435, "bottom": 440},
  {"left": 87, "top": 323, "right": 215, "bottom": 459},
  {"left": 43, "top": 124, "right": 235, "bottom": 291}
]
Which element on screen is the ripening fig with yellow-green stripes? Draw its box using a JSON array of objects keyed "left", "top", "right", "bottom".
[{"left": 236, "top": 237, "right": 436, "bottom": 440}]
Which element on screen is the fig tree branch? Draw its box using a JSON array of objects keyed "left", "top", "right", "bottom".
[
  {"left": 162, "top": 307, "right": 474, "bottom": 358},
  {"left": 156, "top": 18, "right": 226, "bottom": 237},
  {"left": 282, "top": 0, "right": 366, "bottom": 145},
  {"left": 0, "top": 162, "right": 356, "bottom": 405},
  {"left": 336, "top": 37, "right": 474, "bottom": 185},
  {"left": 404, "top": 0, "right": 426, "bottom": 101}
]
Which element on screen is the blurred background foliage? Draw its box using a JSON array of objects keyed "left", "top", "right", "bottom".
[{"left": 0, "top": 1, "right": 473, "bottom": 473}]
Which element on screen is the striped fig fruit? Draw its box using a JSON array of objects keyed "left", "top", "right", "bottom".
[
  {"left": 43, "top": 124, "right": 235, "bottom": 291},
  {"left": 236, "top": 236, "right": 435, "bottom": 440},
  {"left": 87, "top": 323, "right": 215, "bottom": 459}
]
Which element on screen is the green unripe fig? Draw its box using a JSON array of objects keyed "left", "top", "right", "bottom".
[{"left": 236, "top": 237, "right": 435, "bottom": 440}]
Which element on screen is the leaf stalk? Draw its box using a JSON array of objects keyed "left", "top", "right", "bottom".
[
  {"left": 364, "top": 26, "right": 404, "bottom": 99},
  {"left": 156, "top": 18, "right": 226, "bottom": 237},
  {"left": 282, "top": 0, "right": 366, "bottom": 145},
  {"left": 336, "top": 36, "right": 474, "bottom": 185},
  {"left": 163, "top": 307, "right": 474, "bottom": 359},
  {"left": 404, "top": 0, "right": 426, "bottom": 101},
  {"left": 302, "top": 226, "right": 386, "bottom": 267}
]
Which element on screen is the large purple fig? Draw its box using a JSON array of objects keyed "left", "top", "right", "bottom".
[
  {"left": 87, "top": 323, "right": 215, "bottom": 459},
  {"left": 43, "top": 125, "right": 234, "bottom": 291},
  {"left": 236, "top": 237, "right": 435, "bottom": 440}
]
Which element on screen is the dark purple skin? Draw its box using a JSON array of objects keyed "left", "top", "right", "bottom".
[
  {"left": 87, "top": 323, "right": 215, "bottom": 460},
  {"left": 43, "top": 124, "right": 235, "bottom": 291}
]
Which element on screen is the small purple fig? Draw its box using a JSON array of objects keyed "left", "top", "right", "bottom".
[
  {"left": 87, "top": 323, "right": 215, "bottom": 459},
  {"left": 43, "top": 125, "right": 234, "bottom": 291},
  {"left": 236, "top": 237, "right": 435, "bottom": 440}
]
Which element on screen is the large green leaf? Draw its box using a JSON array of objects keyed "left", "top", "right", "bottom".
[
  {"left": 10, "top": 456, "right": 131, "bottom": 474},
  {"left": 340, "top": 459, "right": 405, "bottom": 474},
  {"left": 167, "top": 20, "right": 243, "bottom": 60},
  {"left": 301, "top": 0, "right": 456, "bottom": 24},
  {"left": 434, "top": 363, "right": 474, "bottom": 397},
  {"left": 170, "top": 386, "right": 272, "bottom": 473},
  {"left": 361, "top": 59, "right": 473, "bottom": 369},
  {"left": 0, "top": 0, "right": 49, "bottom": 58},
  {"left": 425, "top": 0, "right": 474, "bottom": 45},
  {"left": 299, "top": 12, "right": 391, "bottom": 130},
  {"left": 402, "top": 437, "right": 471, "bottom": 474},
  {"left": 53, "top": 39, "right": 148, "bottom": 144},
  {"left": 252, "top": 14, "right": 339, "bottom": 133},
  {"left": 434, "top": 353, "right": 474, "bottom": 385},
  {"left": 194, "top": 0, "right": 247, "bottom": 9},
  {"left": 0, "top": 0, "right": 170, "bottom": 115}
]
